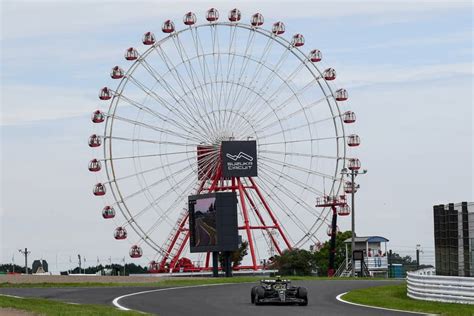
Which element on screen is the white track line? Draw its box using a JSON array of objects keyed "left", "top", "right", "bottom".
[
  {"left": 336, "top": 292, "right": 435, "bottom": 315},
  {"left": 112, "top": 282, "right": 248, "bottom": 311},
  {"left": 0, "top": 294, "right": 24, "bottom": 299}
]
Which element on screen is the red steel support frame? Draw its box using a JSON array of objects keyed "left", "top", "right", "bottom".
[{"left": 160, "top": 158, "right": 294, "bottom": 271}]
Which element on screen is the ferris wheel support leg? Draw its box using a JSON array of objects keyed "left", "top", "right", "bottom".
[
  {"left": 248, "top": 177, "right": 292, "bottom": 251},
  {"left": 242, "top": 187, "right": 282, "bottom": 255},
  {"left": 237, "top": 178, "right": 258, "bottom": 270},
  {"left": 159, "top": 214, "right": 189, "bottom": 271},
  {"left": 169, "top": 231, "right": 190, "bottom": 271},
  {"left": 205, "top": 252, "right": 211, "bottom": 269},
  {"left": 328, "top": 206, "right": 338, "bottom": 277}
]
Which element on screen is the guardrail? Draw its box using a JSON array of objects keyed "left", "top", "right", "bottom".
[{"left": 407, "top": 272, "right": 474, "bottom": 304}]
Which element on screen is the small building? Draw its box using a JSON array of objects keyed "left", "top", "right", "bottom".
[
  {"left": 32, "top": 260, "right": 48, "bottom": 274},
  {"left": 433, "top": 202, "right": 473, "bottom": 277},
  {"left": 336, "top": 236, "right": 389, "bottom": 277}
]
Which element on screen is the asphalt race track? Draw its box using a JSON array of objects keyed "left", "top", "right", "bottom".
[{"left": 0, "top": 280, "right": 417, "bottom": 316}]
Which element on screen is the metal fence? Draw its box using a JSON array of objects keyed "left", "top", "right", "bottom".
[{"left": 407, "top": 271, "right": 474, "bottom": 304}]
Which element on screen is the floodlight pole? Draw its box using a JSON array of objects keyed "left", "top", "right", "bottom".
[{"left": 341, "top": 167, "right": 367, "bottom": 277}]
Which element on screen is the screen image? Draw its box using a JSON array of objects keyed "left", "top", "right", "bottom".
[{"left": 192, "top": 197, "right": 217, "bottom": 247}]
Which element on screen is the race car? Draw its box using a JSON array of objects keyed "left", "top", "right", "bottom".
[{"left": 250, "top": 277, "right": 308, "bottom": 305}]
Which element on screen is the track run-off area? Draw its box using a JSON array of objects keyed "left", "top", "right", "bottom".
[{"left": 0, "top": 279, "right": 424, "bottom": 316}]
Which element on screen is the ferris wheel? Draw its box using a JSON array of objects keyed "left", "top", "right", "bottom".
[{"left": 89, "top": 8, "right": 361, "bottom": 271}]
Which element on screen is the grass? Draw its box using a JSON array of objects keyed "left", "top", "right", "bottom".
[
  {"left": 0, "top": 295, "right": 148, "bottom": 315},
  {"left": 342, "top": 283, "right": 474, "bottom": 316},
  {"left": 0, "top": 275, "right": 389, "bottom": 288}
]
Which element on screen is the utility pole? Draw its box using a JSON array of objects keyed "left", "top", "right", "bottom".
[
  {"left": 78, "top": 255, "right": 82, "bottom": 274},
  {"left": 18, "top": 248, "right": 31, "bottom": 274},
  {"left": 416, "top": 244, "right": 421, "bottom": 270}
]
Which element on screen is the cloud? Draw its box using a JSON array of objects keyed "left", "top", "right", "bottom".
[
  {"left": 1, "top": 1, "right": 470, "bottom": 40},
  {"left": 1, "top": 85, "right": 95, "bottom": 125}
]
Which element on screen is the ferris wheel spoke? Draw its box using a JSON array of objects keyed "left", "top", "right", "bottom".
[
  {"left": 258, "top": 136, "right": 338, "bottom": 147},
  {"left": 126, "top": 70, "right": 214, "bottom": 140},
  {"left": 107, "top": 111, "right": 207, "bottom": 143},
  {"left": 245, "top": 62, "right": 312, "bottom": 121},
  {"left": 258, "top": 161, "right": 323, "bottom": 196},
  {"left": 118, "top": 159, "right": 196, "bottom": 203},
  {"left": 193, "top": 27, "right": 220, "bottom": 129},
  {"left": 151, "top": 45, "right": 218, "bottom": 135},
  {"left": 234, "top": 44, "right": 291, "bottom": 118},
  {"left": 259, "top": 155, "right": 338, "bottom": 179},
  {"left": 258, "top": 170, "right": 327, "bottom": 229},
  {"left": 222, "top": 29, "right": 256, "bottom": 128},
  {"left": 220, "top": 24, "right": 239, "bottom": 127},
  {"left": 189, "top": 27, "right": 214, "bottom": 112},
  {"left": 253, "top": 96, "right": 329, "bottom": 134},
  {"left": 253, "top": 175, "right": 313, "bottom": 244},
  {"left": 102, "top": 150, "right": 194, "bottom": 161},
  {"left": 108, "top": 155, "right": 196, "bottom": 184},
  {"left": 224, "top": 34, "right": 274, "bottom": 129},
  {"left": 171, "top": 34, "right": 218, "bottom": 132},
  {"left": 106, "top": 135, "right": 200, "bottom": 147},
  {"left": 257, "top": 117, "right": 337, "bottom": 141}
]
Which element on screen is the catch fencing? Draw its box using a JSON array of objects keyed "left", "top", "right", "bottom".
[{"left": 407, "top": 271, "right": 474, "bottom": 304}]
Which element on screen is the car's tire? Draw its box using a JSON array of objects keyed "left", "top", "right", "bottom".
[
  {"left": 254, "top": 286, "right": 265, "bottom": 305},
  {"left": 297, "top": 287, "right": 308, "bottom": 306},
  {"left": 251, "top": 286, "right": 257, "bottom": 304}
]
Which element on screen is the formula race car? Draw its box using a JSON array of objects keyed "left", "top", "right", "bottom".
[{"left": 250, "top": 277, "right": 308, "bottom": 305}]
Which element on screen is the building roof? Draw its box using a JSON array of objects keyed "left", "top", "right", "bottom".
[{"left": 344, "top": 236, "right": 389, "bottom": 243}]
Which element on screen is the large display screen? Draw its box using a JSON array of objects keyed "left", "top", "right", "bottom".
[
  {"left": 191, "top": 197, "right": 217, "bottom": 247},
  {"left": 189, "top": 192, "right": 239, "bottom": 253}
]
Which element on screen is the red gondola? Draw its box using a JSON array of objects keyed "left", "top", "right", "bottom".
[
  {"left": 338, "top": 204, "right": 350, "bottom": 216},
  {"left": 272, "top": 22, "right": 285, "bottom": 35},
  {"left": 88, "top": 159, "right": 101, "bottom": 172},
  {"left": 102, "top": 206, "right": 115, "bottom": 219},
  {"left": 206, "top": 8, "right": 219, "bottom": 22},
  {"left": 114, "top": 227, "right": 127, "bottom": 240},
  {"left": 348, "top": 158, "right": 361, "bottom": 171},
  {"left": 93, "top": 183, "right": 106, "bottom": 196},
  {"left": 228, "top": 8, "right": 241, "bottom": 22},
  {"left": 344, "top": 181, "right": 356, "bottom": 194},
  {"left": 99, "top": 87, "right": 112, "bottom": 100},
  {"left": 347, "top": 134, "right": 360, "bottom": 147},
  {"left": 142, "top": 32, "right": 156, "bottom": 45},
  {"left": 129, "top": 245, "right": 143, "bottom": 258},
  {"left": 162, "top": 20, "right": 175, "bottom": 33},
  {"left": 110, "top": 66, "right": 124, "bottom": 79},
  {"left": 327, "top": 225, "right": 339, "bottom": 236},
  {"left": 323, "top": 68, "right": 336, "bottom": 81},
  {"left": 183, "top": 12, "right": 196, "bottom": 25},
  {"left": 250, "top": 13, "right": 264, "bottom": 26},
  {"left": 335, "top": 88, "right": 348, "bottom": 101},
  {"left": 88, "top": 134, "right": 101, "bottom": 147},
  {"left": 343, "top": 111, "right": 356, "bottom": 123},
  {"left": 124, "top": 47, "right": 138, "bottom": 61},
  {"left": 309, "top": 49, "right": 322, "bottom": 62},
  {"left": 292, "top": 34, "right": 305, "bottom": 47},
  {"left": 91, "top": 110, "right": 105, "bottom": 123}
]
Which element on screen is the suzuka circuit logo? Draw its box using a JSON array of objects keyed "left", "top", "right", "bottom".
[
  {"left": 226, "top": 151, "right": 254, "bottom": 171},
  {"left": 225, "top": 152, "right": 254, "bottom": 162}
]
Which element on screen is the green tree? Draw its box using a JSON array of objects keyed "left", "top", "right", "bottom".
[
  {"left": 219, "top": 241, "right": 249, "bottom": 267},
  {"left": 314, "top": 230, "right": 353, "bottom": 276},
  {"left": 270, "top": 248, "right": 317, "bottom": 276}
]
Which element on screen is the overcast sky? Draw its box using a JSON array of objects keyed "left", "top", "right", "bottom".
[{"left": 1, "top": 0, "right": 472, "bottom": 272}]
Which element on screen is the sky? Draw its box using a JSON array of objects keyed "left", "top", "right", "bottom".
[{"left": 1, "top": 0, "right": 473, "bottom": 272}]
